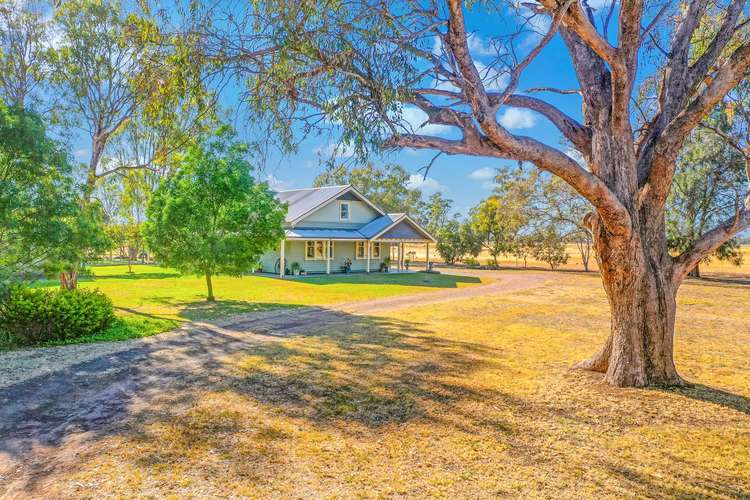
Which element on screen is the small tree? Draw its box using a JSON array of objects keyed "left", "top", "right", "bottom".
[
  {"left": 436, "top": 218, "right": 462, "bottom": 264},
  {"left": 471, "top": 197, "right": 508, "bottom": 267},
  {"left": 531, "top": 227, "right": 569, "bottom": 270},
  {"left": 458, "top": 221, "right": 483, "bottom": 262},
  {"left": 143, "top": 129, "right": 286, "bottom": 301},
  {"left": 512, "top": 234, "right": 535, "bottom": 269},
  {"left": 47, "top": 202, "right": 112, "bottom": 289}
]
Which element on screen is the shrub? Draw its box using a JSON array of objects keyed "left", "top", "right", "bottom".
[
  {"left": 463, "top": 257, "right": 480, "bottom": 267},
  {"left": 0, "top": 287, "right": 115, "bottom": 344}
]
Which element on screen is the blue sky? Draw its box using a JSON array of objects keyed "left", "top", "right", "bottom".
[
  {"left": 65, "top": 2, "right": 595, "bottom": 217},
  {"left": 245, "top": 4, "right": 593, "bottom": 217}
]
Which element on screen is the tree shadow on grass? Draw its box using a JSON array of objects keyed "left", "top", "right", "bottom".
[
  {"left": 0, "top": 306, "right": 515, "bottom": 494},
  {"left": 654, "top": 383, "right": 750, "bottom": 416},
  {"left": 177, "top": 299, "right": 304, "bottom": 321},
  {"left": 2, "top": 305, "right": 749, "bottom": 496},
  {"left": 290, "top": 272, "right": 481, "bottom": 288}
]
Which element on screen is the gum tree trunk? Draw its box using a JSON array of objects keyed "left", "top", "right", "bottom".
[
  {"left": 688, "top": 264, "right": 700, "bottom": 278},
  {"left": 205, "top": 271, "right": 215, "bottom": 302},
  {"left": 574, "top": 116, "right": 684, "bottom": 386},
  {"left": 577, "top": 225, "right": 682, "bottom": 387}
]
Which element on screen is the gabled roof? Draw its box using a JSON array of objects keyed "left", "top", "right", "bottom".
[
  {"left": 284, "top": 212, "right": 436, "bottom": 242},
  {"left": 368, "top": 213, "right": 436, "bottom": 242},
  {"left": 275, "top": 185, "right": 350, "bottom": 223},
  {"left": 274, "top": 184, "right": 384, "bottom": 225},
  {"left": 357, "top": 213, "right": 402, "bottom": 239}
]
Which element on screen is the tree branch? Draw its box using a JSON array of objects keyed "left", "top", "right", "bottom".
[
  {"left": 501, "top": 93, "right": 591, "bottom": 156},
  {"left": 444, "top": 0, "right": 629, "bottom": 235},
  {"left": 642, "top": 42, "right": 750, "bottom": 206},
  {"left": 672, "top": 202, "right": 750, "bottom": 284}
]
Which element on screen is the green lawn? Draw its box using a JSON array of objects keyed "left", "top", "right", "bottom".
[{"left": 4, "top": 265, "right": 481, "bottom": 349}]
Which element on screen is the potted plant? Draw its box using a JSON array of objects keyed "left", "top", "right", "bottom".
[
  {"left": 380, "top": 257, "right": 390, "bottom": 272},
  {"left": 290, "top": 262, "right": 301, "bottom": 276},
  {"left": 341, "top": 257, "right": 352, "bottom": 273}
]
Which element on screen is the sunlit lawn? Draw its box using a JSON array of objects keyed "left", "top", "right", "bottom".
[
  {"left": 53, "top": 271, "right": 750, "bottom": 497},
  {"left": 67, "top": 264, "right": 482, "bottom": 321},
  {"left": 0, "top": 265, "right": 482, "bottom": 351}
]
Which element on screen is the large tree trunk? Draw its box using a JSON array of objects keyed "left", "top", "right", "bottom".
[{"left": 577, "top": 217, "right": 683, "bottom": 387}]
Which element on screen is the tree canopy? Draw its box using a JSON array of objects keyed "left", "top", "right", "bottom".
[
  {"left": 143, "top": 129, "right": 286, "bottom": 301},
  {"left": 0, "top": 100, "right": 77, "bottom": 284}
]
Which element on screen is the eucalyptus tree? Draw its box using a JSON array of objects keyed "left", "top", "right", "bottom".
[
  {"left": 186, "top": 1, "right": 750, "bottom": 387},
  {"left": 667, "top": 127, "right": 746, "bottom": 278},
  {"left": 0, "top": 0, "right": 49, "bottom": 108},
  {"left": 49, "top": 0, "right": 213, "bottom": 204},
  {"left": 537, "top": 175, "right": 594, "bottom": 272}
]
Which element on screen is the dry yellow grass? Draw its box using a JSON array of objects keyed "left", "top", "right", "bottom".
[
  {"left": 41, "top": 271, "right": 750, "bottom": 498},
  {"left": 407, "top": 243, "right": 750, "bottom": 276}
]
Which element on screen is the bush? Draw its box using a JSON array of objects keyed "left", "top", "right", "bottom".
[
  {"left": 463, "top": 256, "right": 480, "bottom": 267},
  {"left": 0, "top": 287, "right": 115, "bottom": 344}
]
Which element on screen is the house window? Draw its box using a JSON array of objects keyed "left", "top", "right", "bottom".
[
  {"left": 306, "top": 241, "right": 315, "bottom": 259},
  {"left": 305, "top": 240, "right": 334, "bottom": 260},
  {"left": 356, "top": 241, "right": 366, "bottom": 259},
  {"left": 340, "top": 202, "right": 350, "bottom": 220},
  {"left": 372, "top": 242, "right": 381, "bottom": 258}
]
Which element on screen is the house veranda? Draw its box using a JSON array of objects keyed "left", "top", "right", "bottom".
[{"left": 259, "top": 185, "right": 435, "bottom": 277}]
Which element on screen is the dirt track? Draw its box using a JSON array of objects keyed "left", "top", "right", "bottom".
[{"left": 0, "top": 270, "right": 545, "bottom": 497}]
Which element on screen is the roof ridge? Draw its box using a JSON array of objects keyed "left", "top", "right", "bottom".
[{"left": 276, "top": 184, "right": 350, "bottom": 193}]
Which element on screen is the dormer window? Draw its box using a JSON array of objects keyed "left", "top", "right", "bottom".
[{"left": 340, "top": 202, "right": 350, "bottom": 220}]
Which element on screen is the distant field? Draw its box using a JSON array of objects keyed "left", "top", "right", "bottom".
[{"left": 405, "top": 244, "right": 750, "bottom": 278}]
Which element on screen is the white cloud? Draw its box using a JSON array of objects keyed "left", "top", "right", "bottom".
[
  {"left": 313, "top": 142, "right": 355, "bottom": 158},
  {"left": 469, "top": 167, "right": 496, "bottom": 181},
  {"left": 264, "top": 174, "right": 291, "bottom": 191},
  {"left": 481, "top": 180, "right": 499, "bottom": 190},
  {"left": 565, "top": 148, "right": 586, "bottom": 167},
  {"left": 468, "top": 34, "right": 495, "bottom": 57},
  {"left": 401, "top": 106, "right": 455, "bottom": 136},
  {"left": 406, "top": 174, "right": 447, "bottom": 196},
  {"left": 498, "top": 108, "right": 538, "bottom": 129},
  {"left": 433, "top": 33, "right": 495, "bottom": 58}
]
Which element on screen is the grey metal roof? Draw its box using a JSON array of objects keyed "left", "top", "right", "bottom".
[
  {"left": 285, "top": 213, "right": 434, "bottom": 242},
  {"left": 357, "top": 214, "right": 403, "bottom": 238},
  {"left": 275, "top": 185, "right": 350, "bottom": 223}
]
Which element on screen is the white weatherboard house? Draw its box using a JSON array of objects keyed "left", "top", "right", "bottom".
[{"left": 260, "top": 185, "right": 436, "bottom": 276}]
